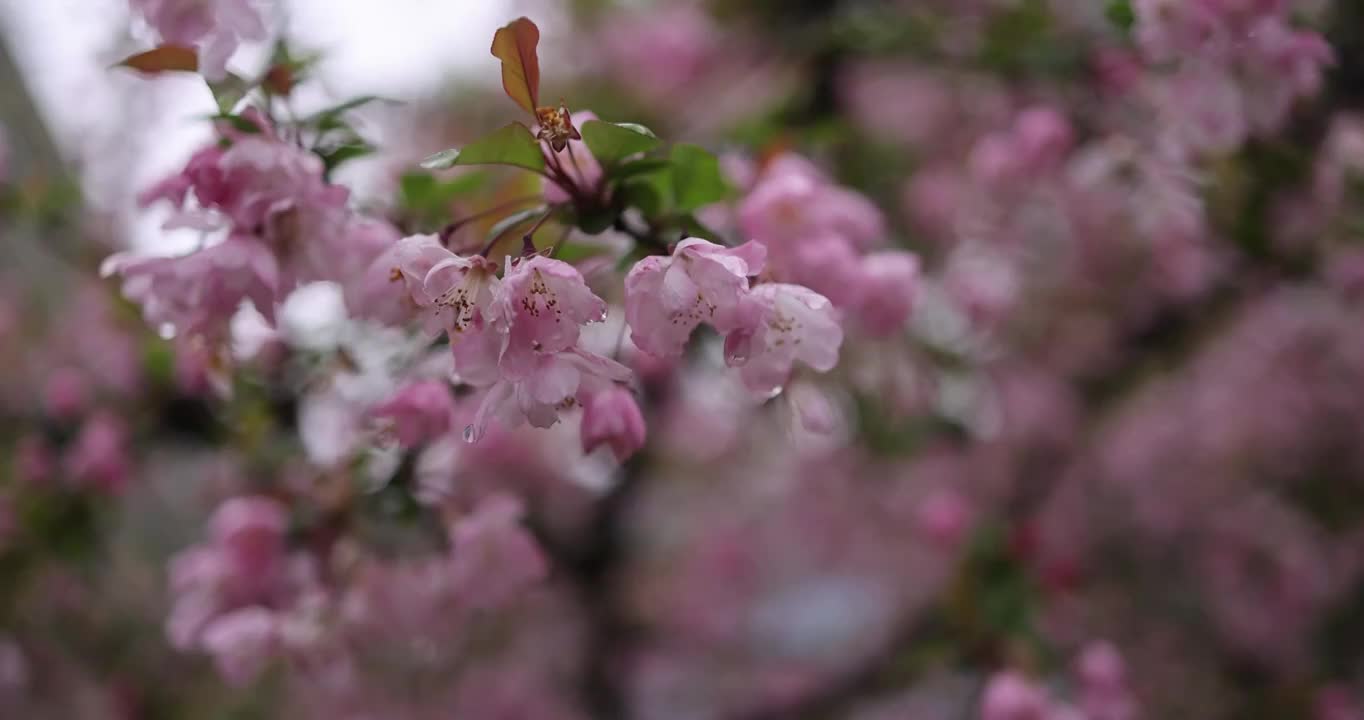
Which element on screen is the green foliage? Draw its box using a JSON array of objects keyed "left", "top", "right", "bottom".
[
  {"left": 398, "top": 171, "right": 490, "bottom": 226},
  {"left": 208, "top": 73, "right": 251, "bottom": 113},
  {"left": 302, "top": 95, "right": 395, "bottom": 132},
  {"left": 580, "top": 120, "right": 661, "bottom": 167},
  {"left": 486, "top": 205, "right": 550, "bottom": 244},
  {"left": 318, "top": 142, "right": 376, "bottom": 175},
  {"left": 669, "top": 144, "right": 730, "bottom": 212},
  {"left": 619, "top": 167, "right": 673, "bottom": 219},
  {"left": 1105, "top": 0, "right": 1136, "bottom": 33},
  {"left": 421, "top": 122, "right": 546, "bottom": 172}
]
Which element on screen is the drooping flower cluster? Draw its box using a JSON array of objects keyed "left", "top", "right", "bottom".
[
  {"left": 980, "top": 643, "right": 1138, "bottom": 720},
  {"left": 737, "top": 155, "right": 920, "bottom": 337},
  {"left": 366, "top": 234, "right": 633, "bottom": 438},
  {"left": 625, "top": 237, "right": 843, "bottom": 393},
  {"left": 29, "top": 2, "right": 1358, "bottom": 718},
  {"left": 166, "top": 496, "right": 315, "bottom": 685},
  {"left": 129, "top": 0, "right": 269, "bottom": 79},
  {"left": 1132, "top": 0, "right": 1334, "bottom": 153},
  {"left": 104, "top": 112, "right": 397, "bottom": 341}
]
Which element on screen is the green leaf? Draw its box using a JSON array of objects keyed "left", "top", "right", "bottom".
[
  {"left": 420, "top": 123, "right": 545, "bottom": 173},
  {"left": 486, "top": 205, "right": 550, "bottom": 245},
  {"left": 670, "top": 144, "right": 729, "bottom": 212},
  {"left": 620, "top": 169, "right": 674, "bottom": 218},
  {"left": 581, "top": 120, "right": 662, "bottom": 167},
  {"left": 399, "top": 171, "right": 489, "bottom": 212},
  {"left": 321, "top": 143, "right": 376, "bottom": 174},
  {"left": 679, "top": 213, "right": 722, "bottom": 242},
  {"left": 302, "top": 95, "right": 396, "bottom": 130},
  {"left": 610, "top": 157, "right": 672, "bottom": 181},
  {"left": 554, "top": 241, "right": 608, "bottom": 263},
  {"left": 1105, "top": 0, "right": 1135, "bottom": 32},
  {"left": 207, "top": 113, "right": 262, "bottom": 135},
  {"left": 208, "top": 72, "right": 251, "bottom": 113},
  {"left": 573, "top": 205, "right": 616, "bottom": 235}
]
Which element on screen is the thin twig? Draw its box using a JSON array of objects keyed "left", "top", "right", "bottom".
[
  {"left": 520, "top": 209, "right": 554, "bottom": 256},
  {"left": 439, "top": 195, "right": 542, "bottom": 248}
]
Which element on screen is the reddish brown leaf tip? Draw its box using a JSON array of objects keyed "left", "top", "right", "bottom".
[
  {"left": 115, "top": 44, "right": 199, "bottom": 75},
  {"left": 490, "top": 17, "right": 542, "bottom": 116}
]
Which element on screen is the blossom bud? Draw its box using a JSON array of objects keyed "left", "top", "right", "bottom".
[
  {"left": 371, "top": 380, "right": 455, "bottom": 449},
  {"left": 581, "top": 387, "right": 647, "bottom": 461}
]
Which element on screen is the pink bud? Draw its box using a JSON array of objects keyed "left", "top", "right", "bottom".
[
  {"left": 1076, "top": 641, "right": 1126, "bottom": 691},
  {"left": 43, "top": 367, "right": 91, "bottom": 421},
  {"left": 852, "top": 250, "right": 920, "bottom": 337},
  {"left": 1014, "top": 107, "right": 1072, "bottom": 170},
  {"left": 581, "top": 387, "right": 647, "bottom": 461},
  {"left": 371, "top": 380, "right": 455, "bottom": 449},
  {"left": 916, "top": 489, "right": 972, "bottom": 549},
  {"left": 64, "top": 412, "right": 131, "bottom": 494},
  {"left": 210, "top": 496, "right": 289, "bottom": 582},
  {"left": 968, "top": 134, "right": 1019, "bottom": 185},
  {"left": 199, "top": 607, "right": 278, "bottom": 687},
  {"left": 981, "top": 671, "right": 1049, "bottom": 720},
  {"left": 1317, "top": 686, "right": 1364, "bottom": 720}
]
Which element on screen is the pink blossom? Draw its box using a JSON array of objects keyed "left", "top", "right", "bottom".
[
  {"left": 1242, "top": 17, "right": 1334, "bottom": 133},
  {"left": 172, "top": 336, "right": 222, "bottom": 396},
  {"left": 1317, "top": 686, "right": 1364, "bottom": 720},
  {"left": 64, "top": 412, "right": 131, "bottom": 494},
  {"left": 371, "top": 380, "right": 455, "bottom": 449},
  {"left": 346, "top": 233, "right": 451, "bottom": 329},
  {"left": 102, "top": 235, "right": 280, "bottom": 339},
  {"left": 724, "top": 283, "right": 843, "bottom": 394},
  {"left": 42, "top": 366, "right": 91, "bottom": 420},
  {"left": 542, "top": 110, "right": 604, "bottom": 204},
  {"left": 847, "top": 250, "right": 920, "bottom": 337},
  {"left": 494, "top": 255, "right": 607, "bottom": 363},
  {"left": 129, "top": 0, "right": 269, "bottom": 80},
  {"left": 580, "top": 386, "right": 647, "bottom": 461},
  {"left": 980, "top": 671, "right": 1049, "bottom": 720},
  {"left": 210, "top": 495, "right": 290, "bottom": 585},
  {"left": 167, "top": 495, "right": 302, "bottom": 654},
  {"left": 1075, "top": 641, "right": 1137, "bottom": 720},
  {"left": 597, "top": 8, "right": 715, "bottom": 106},
  {"left": 782, "top": 234, "right": 864, "bottom": 307},
  {"left": 739, "top": 155, "right": 885, "bottom": 253},
  {"left": 443, "top": 253, "right": 630, "bottom": 438},
  {"left": 212, "top": 134, "right": 348, "bottom": 232},
  {"left": 624, "top": 238, "right": 767, "bottom": 357},
  {"left": 470, "top": 348, "right": 631, "bottom": 437},
  {"left": 446, "top": 495, "right": 547, "bottom": 609},
  {"left": 969, "top": 107, "right": 1072, "bottom": 185},
  {"left": 787, "top": 381, "right": 839, "bottom": 435},
  {"left": 915, "top": 489, "right": 972, "bottom": 549},
  {"left": 425, "top": 252, "right": 501, "bottom": 338},
  {"left": 199, "top": 607, "right": 278, "bottom": 686}
]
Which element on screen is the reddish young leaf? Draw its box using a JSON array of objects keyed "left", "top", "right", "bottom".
[
  {"left": 115, "top": 44, "right": 199, "bottom": 74},
  {"left": 490, "top": 17, "right": 541, "bottom": 115}
]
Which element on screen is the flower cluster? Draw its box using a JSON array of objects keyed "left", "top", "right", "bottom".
[
  {"left": 104, "top": 112, "right": 398, "bottom": 342},
  {"left": 737, "top": 155, "right": 921, "bottom": 338},
  {"left": 4, "top": 0, "right": 1362, "bottom": 718},
  {"left": 129, "top": 0, "right": 269, "bottom": 79},
  {"left": 1133, "top": 0, "right": 1334, "bottom": 153}
]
